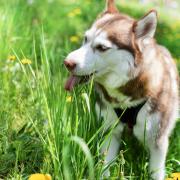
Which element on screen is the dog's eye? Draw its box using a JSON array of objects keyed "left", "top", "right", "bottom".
[{"left": 95, "top": 44, "right": 110, "bottom": 52}]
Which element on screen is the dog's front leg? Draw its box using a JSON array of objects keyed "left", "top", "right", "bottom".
[
  {"left": 148, "top": 136, "right": 169, "bottom": 180},
  {"left": 96, "top": 103, "right": 124, "bottom": 177},
  {"left": 101, "top": 123, "right": 124, "bottom": 177},
  {"left": 134, "top": 104, "right": 170, "bottom": 180}
]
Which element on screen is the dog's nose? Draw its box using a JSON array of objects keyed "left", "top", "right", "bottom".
[{"left": 64, "top": 60, "right": 76, "bottom": 71}]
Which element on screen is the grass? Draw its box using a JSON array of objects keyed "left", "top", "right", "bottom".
[{"left": 0, "top": 0, "right": 179, "bottom": 179}]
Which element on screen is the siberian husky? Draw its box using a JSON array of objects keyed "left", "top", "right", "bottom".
[{"left": 64, "top": 0, "right": 179, "bottom": 179}]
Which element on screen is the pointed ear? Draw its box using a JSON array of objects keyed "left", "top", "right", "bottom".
[
  {"left": 105, "top": 0, "right": 119, "bottom": 14},
  {"left": 133, "top": 10, "right": 157, "bottom": 40}
]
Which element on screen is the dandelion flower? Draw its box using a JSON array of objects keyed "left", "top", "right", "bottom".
[
  {"left": 8, "top": 55, "right": 16, "bottom": 61},
  {"left": 171, "top": 173, "right": 180, "bottom": 178},
  {"left": 166, "top": 172, "right": 180, "bottom": 180},
  {"left": 67, "top": 8, "right": 81, "bottom": 18},
  {"left": 70, "top": 36, "right": 79, "bottom": 43},
  {"left": 67, "top": 12, "right": 75, "bottom": 18},
  {"left": 21, "top": 58, "right": 32, "bottom": 65},
  {"left": 29, "top": 174, "right": 51, "bottom": 180},
  {"left": 73, "top": 8, "right": 81, "bottom": 15},
  {"left": 66, "top": 96, "right": 72, "bottom": 103}
]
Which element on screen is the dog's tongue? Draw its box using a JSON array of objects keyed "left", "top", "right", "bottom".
[{"left": 65, "top": 75, "right": 80, "bottom": 91}]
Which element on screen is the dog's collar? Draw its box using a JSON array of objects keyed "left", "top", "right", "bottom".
[{"left": 114, "top": 101, "right": 146, "bottom": 129}]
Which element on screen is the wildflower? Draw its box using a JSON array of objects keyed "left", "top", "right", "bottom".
[
  {"left": 21, "top": 58, "right": 32, "bottom": 65},
  {"left": 171, "top": 173, "right": 180, "bottom": 178},
  {"left": 166, "top": 172, "right": 180, "bottom": 180},
  {"left": 8, "top": 55, "right": 16, "bottom": 61},
  {"left": 66, "top": 96, "right": 72, "bottom": 103},
  {"left": 73, "top": 8, "right": 81, "bottom": 15},
  {"left": 70, "top": 36, "right": 80, "bottom": 43},
  {"left": 67, "top": 8, "right": 81, "bottom": 18},
  {"left": 67, "top": 12, "right": 75, "bottom": 18},
  {"left": 29, "top": 174, "right": 51, "bottom": 180}
]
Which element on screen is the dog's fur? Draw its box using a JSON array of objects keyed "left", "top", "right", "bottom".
[{"left": 64, "top": 0, "right": 179, "bottom": 179}]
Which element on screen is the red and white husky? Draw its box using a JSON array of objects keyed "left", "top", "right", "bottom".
[{"left": 64, "top": 0, "right": 179, "bottom": 179}]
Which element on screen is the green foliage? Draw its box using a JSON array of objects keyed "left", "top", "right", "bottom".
[{"left": 0, "top": 0, "right": 179, "bottom": 179}]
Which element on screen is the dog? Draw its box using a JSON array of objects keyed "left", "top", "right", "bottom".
[{"left": 64, "top": 0, "right": 179, "bottom": 179}]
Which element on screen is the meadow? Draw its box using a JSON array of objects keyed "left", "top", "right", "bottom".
[{"left": 0, "top": 0, "right": 179, "bottom": 179}]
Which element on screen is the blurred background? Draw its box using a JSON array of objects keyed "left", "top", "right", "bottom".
[{"left": 0, "top": 0, "right": 179, "bottom": 179}]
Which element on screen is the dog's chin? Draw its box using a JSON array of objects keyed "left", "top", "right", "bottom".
[{"left": 65, "top": 73, "right": 93, "bottom": 91}]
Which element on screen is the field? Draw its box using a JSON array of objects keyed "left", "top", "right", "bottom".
[{"left": 0, "top": 0, "right": 179, "bottom": 179}]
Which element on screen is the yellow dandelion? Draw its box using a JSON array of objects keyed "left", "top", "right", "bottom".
[
  {"left": 70, "top": 36, "right": 79, "bottom": 43},
  {"left": 67, "top": 8, "right": 81, "bottom": 18},
  {"left": 21, "top": 58, "right": 32, "bottom": 65},
  {"left": 67, "top": 12, "right": 75, "bottom": 18},
  {"left": 66, "top": 96, "right": 72, "bottom": 103},
  {"left": 8, "top": 55, "right": 16, "bottom": 61},
  {"left": 29, "top": 173, "right": 51, "bottom": 180},
  {"left": 166, "top": 172, "right": 180, "bottom": 180},
  {"left": 171, "top": 173, "right": 180, "bottom": 178},
  {"left": 73, "top": 8, "right": 81, "bottom": 15}
]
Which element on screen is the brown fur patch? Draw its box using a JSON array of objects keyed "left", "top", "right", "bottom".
[
  {"left": 118, "top": 72, "right": 149, "bottom": 100},
  {"left": 104, "top": 17, "right": 135, "bottom": 52},
  {"left": 96, "top": 13, "right": 143, "bottom": 64},
  {"left": 105, "top": 0, "right": 119, "bottom": 14},
  {"left": 108, "top": 32, "right": 135, "bottom": 57},
  {"left": 131, "top": 32, "right": 142, "bottom": 65},
  {"left": 133, "top": 21, "right": 154, "bottom": 39}
]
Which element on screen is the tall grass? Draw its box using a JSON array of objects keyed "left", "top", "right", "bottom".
[{"left": 0, "top": 0, "right": 179, "bottom": 179}]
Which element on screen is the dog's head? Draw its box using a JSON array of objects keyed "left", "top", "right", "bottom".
[{"left": 64, "top": 0, "right": 157, "bottom": 91}]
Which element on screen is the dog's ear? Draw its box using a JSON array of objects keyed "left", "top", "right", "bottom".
[
  {"left": 105, "top": 0, "right": 119, "bottom": 14},
  {"left": 133, "top": 10, "right": 157, "bottom": 40}
]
